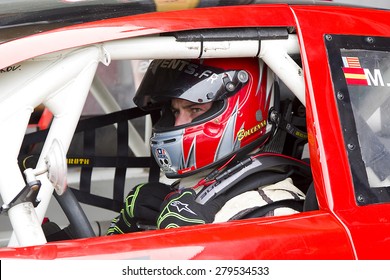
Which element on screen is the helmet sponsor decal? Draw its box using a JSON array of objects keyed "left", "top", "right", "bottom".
[
  {"left": 155, "top": 148, "right": 172, "bottom": 172},
  {"left": 177, "top": 166, "right": 195, "bottom": 175},
  {"left": 151, "top": 59, "right": 226, "bottom": 85},
  {"left": 237, "top": 120, "right": 267, "bottom": 141}
]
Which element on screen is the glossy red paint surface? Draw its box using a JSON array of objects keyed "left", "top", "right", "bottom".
[
  {"left": 0, "top": 3, "right": 389, "bottom": 259},
  {"left": 0, "top": 5, "right": 295, "bottom": 69},
  {"left": 293, "top": 6, "right": 390, "bottom": 259},
  {"left": 0, "top": 212, "right": 353, "bottom": 259}
]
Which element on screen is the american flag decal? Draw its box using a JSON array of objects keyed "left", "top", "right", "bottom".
[
  {"left": 342, "top": 57, "right": 368, "bottom": 86},
  {"left": 156, "top": 148, "right": 165, "bottom": 156}
]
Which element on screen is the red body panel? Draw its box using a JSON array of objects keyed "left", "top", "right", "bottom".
[
  {"left": 0, "top": 213, "right": 353, "bottom": 259},
  {"left": 293, "top": 6, "right": 390, "bottom": 259},
  {"left": 0, "top": 3, "right": 389, "bottom": 259},
  {"left": 0, "top": 5, "right": 296, "bottom": 70}
]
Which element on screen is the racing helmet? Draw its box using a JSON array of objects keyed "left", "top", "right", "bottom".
[{"left": 134, "top": 58, "right": 276, "bottom": 178}]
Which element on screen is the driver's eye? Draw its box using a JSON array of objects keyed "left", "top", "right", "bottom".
[
  {"left": 191, "top": 108, "right": 202, "bottom": 113},
  {"left": 171, "top": 109, "right": 179, "bottom": 116}
]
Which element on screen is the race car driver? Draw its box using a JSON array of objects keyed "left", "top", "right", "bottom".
[{"left": 107, "top": 57, "right": 310, "bottom": 234}]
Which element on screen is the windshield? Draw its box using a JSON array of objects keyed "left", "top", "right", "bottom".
[{"left": 327, "top": 35, "right": 390, "bottom": 206}]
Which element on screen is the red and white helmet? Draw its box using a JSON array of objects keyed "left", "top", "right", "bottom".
[{"left": 134, "top": 58, "right": 276, "bottom": 178}]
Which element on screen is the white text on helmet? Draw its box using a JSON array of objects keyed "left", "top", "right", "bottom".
[
  {"left": 153, "top": 59, "right": 223, "bottom": 82},
  {"left": 153, "top": 59, "right": 198, "bottom": 75}
]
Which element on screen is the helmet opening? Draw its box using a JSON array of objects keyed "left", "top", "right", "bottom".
[{"left": 153, "top": 99, "right": 226, "bottom": 132}]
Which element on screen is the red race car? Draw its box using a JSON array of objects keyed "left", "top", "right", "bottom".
[{"left": 0, "top": 0, "right": 389, "bottom": 260}]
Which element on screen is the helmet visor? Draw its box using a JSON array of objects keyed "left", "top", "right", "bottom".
[{"left": 133, "top": 59, "right": 248, "bottom": 110}]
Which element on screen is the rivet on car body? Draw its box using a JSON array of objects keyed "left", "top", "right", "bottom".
[
  {"left": 366, "top": 37, "right": 374, "bottom": 44},
  {"left": 347, "top": 143, "right": 355, "bottom": 150}
]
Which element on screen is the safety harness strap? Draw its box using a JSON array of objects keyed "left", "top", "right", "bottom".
[{"left": 196, "top": 154, "right": 312, "bottom": 221}]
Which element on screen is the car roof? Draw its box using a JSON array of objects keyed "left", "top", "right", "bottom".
[{"left": 0, "top": 0, "right": 365, "bottom": 44}]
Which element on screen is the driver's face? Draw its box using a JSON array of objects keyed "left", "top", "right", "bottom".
[{"left": 171, "top": 98, "right": 213, "bottom": 126}]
